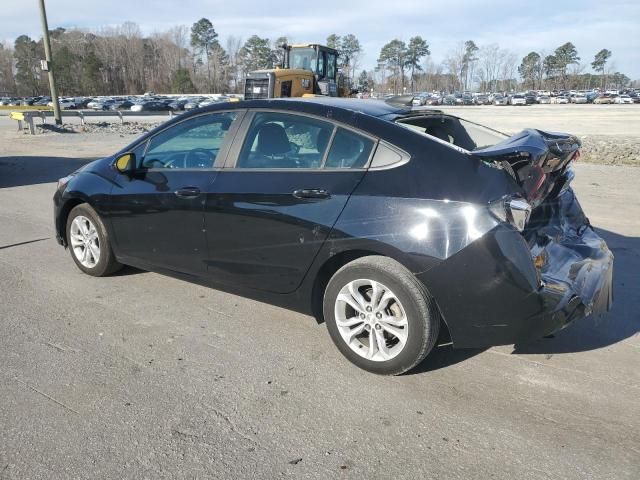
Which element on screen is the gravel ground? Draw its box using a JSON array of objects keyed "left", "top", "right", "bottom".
[{"left": 434, "top": 104, "right": 640, "bottom": 166}]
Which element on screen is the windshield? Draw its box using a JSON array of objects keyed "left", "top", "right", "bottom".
[{"left": 290, "top": 48, "right": 316, "bottom": 73}]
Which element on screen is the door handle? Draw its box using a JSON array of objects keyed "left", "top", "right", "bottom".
[
  {"left": 292, "top": 189, "right": 330, "bottom": 199},
  {"left": 174, "top": 187, "right": 201, "bottom": 198}
]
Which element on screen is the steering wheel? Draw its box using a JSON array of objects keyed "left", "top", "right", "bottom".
[
  {"left": 144, "top": 158, "right": 175, "bottom": 169},
  {"left": 185, "top": 148, "right": 214, "bottom": 168}
]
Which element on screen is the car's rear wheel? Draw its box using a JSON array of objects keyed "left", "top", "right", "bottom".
[
  {"left": 66, "top": 204, "right": 122, "bottom": 277},
  {"left": 323, "top": 256, "right": 440, "bottom": 375}
]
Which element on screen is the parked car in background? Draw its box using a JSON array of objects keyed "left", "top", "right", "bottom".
[
  {"left": 411, "top": 93, "right": 428, "bottom": 106},
  {"left": 442, "top": 95, "right": 453, "bottom": 105},
  {"left": 557, "top": 95, "right": 570, "bottom": 104},
  {"left": 91, "top": 99, "right": 116, "bottom": 110},
  {"left": 475, "top": 94, "right": 490, "bottom": 105},
  {"left": 593, "top": 94, "right": 614, "bottom": 104},
  {"left": 130, "top": 101, "right": 170, "bottom": 112},
  {"left": 33, "top": 96, "right": 52, "bottom": 106},
  {"left": 72, "top": 97, "right": 92, "bottom": 109},
  {"left": 425, "top": 95, "right": 442, "bottom": 106},
  {"left": 510, "top": 94, "right": 527, "bottom": 105},
  {"left": 493, "top": 94, "right": 508, "bottom": 106},
  {"left": 524, "top": 92, "right": 537, "bottom": 104},
  {"left": 48, "top": 98, "right": 76, "bottom": 109},
  {"left": 538, "top": 95, "right": 551, "bottom": 104},
  {"left": 168, "top": 98, "right": 189, "bottom": 111},
  {"left": 571, "top": 93, "right": 587, "bottom": 104},
  {"left": 108, "top": 100, "right": 135, "bottom": 110},
  {"left": 461, "top": 93, "right": 475, "bottom": 105},
  {"left": 586, "top": 91, "right": 599, "bottom": 103},
  {"left": 198, "top": 98, "right": 219, "bottom": 108},
  {"left": 613, "top": 95, "right": 634, "bottom": 104},
  {"left": 184, "top": 97, "right": 207, "bottom": 110}
]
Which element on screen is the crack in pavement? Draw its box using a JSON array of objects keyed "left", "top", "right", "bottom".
[{"left": 0, "top": 237, "right": 50, "bottom": 250}]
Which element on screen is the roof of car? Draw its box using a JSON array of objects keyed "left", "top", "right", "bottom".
[{"left": 285, "top": 97, "right": 413, "bottom": 116}]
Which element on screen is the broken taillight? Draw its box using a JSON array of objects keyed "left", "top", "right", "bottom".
[{"left": 488, "top": 196, "right": 532, "bottom": 232}]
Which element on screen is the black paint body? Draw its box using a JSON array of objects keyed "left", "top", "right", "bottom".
[{"left": 53, "top": 98, "right": 613, "bottom": 348}]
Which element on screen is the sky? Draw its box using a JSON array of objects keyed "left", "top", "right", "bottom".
[{"left": 2, "top": 0, "right": 639, "bottom": 79}]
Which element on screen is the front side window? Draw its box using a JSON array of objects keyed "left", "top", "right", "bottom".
[
  {"left": 324, "top": 128, "right": 375, "bottom": 169},
  {"left": 236, "top": 112, "right": 334, "bottom": 169},
  {"left": 142, "top": 112, "right": 238, "bottom": 169}
]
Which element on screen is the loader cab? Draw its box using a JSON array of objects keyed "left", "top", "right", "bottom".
[
  {"left": 243, "top": 43, "right": 342, "bottom": 99},
  {"left": 288, "top": 45, "right": 338, "bottom": 81},
  {"left": 286, "top": 44, "right": 339, "bottom": 96}
]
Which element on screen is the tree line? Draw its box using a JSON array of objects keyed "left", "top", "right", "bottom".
[
  {"left": 373, "top": 39, "right": 629, "bottom": 95},
  {"left": 0, "top": 18, "right": 632, "bottom": 97}
]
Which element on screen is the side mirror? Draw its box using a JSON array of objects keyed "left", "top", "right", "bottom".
[{"left": 115, "top": 152, "right": 136, "bottom": 174}]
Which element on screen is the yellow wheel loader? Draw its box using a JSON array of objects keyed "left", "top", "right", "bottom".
[{"left": 244, "top": 44, "right": 354, "bottom": 99}]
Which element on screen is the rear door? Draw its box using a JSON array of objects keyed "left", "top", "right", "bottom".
[{"left": 203, "top": 110, "right": 377, "bottom": 293}]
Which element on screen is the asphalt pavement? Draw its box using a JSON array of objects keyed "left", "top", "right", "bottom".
[{"left": 0, "top": 149, "right": 638, "bottom": 479}]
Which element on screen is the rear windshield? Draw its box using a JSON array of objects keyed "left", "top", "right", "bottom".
[{"left": 395, "top": 114, "right": 508, "bottom": 151}]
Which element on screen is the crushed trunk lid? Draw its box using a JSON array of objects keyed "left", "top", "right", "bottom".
[{"left": 472, "top": 129, "right": 581, "bottom": 208}]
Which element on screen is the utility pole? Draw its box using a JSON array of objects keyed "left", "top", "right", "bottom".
[{"left": 38, "top": 0, "right": 61, "bottom": 125}]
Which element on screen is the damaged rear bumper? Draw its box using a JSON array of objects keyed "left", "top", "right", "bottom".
[
  {"left": 528, "top": 187, "right": 613, "bottom": 329},
  {"left": 417, "top": 187, "right": 613, "bottom": 348}
]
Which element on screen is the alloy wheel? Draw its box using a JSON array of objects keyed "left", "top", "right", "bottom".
[
  {"left": 334, "top": 279, "right": 409, "bottom": 362},
  {"left": 69, "top": 215, "right": 100, "bottom": 268}
]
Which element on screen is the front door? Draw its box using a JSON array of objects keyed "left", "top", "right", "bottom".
[
  {"left": 203, "top": 111, "right": 377, "bottom": 293},
  {"left": 108, "top": 111, "right": 242, "bottom": 274}
]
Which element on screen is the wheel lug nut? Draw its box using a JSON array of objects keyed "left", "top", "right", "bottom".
[
  {"left": 375, "top": 324, "right": 381, "bottom": 330},
  {"left": 366, "top": 306, "right": 372, "bottom": 312},
  {"left": 360, "top": 313, "right": 366, "bottom": 319},
  {"left": 376, "top": 313, "right": 382, "bottom": 319}
]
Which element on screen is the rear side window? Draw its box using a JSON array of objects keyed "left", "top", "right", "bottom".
[
  {"left": 236, "top": 112, "right": 334, "bottom": 169},
  {"left": 324, "top": 128, "right": 375, "bottom": 169}
]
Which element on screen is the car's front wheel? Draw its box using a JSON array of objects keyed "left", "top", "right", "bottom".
[
  {"left": 323, "top": 256, "right": 440, "bottom": 375},
  {"left": 66, "top": 204, "right": 122, "bottom": 277}
]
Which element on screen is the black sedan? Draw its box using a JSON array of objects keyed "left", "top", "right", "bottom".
[{"left": 53, "top": 98, "right": 613, "bottom": 375}]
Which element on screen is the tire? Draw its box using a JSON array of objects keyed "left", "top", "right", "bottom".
[
  {"left": 66, "top": 203, "right": 122, "bottom": 277},
  {"left": 323, "top": 256, "right": 440, "bottom": 375}
]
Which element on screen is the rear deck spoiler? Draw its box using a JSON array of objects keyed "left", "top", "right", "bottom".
[
  {"left": 472, "top": 129, "right": 581, "bottom": 206},
  {"left": 384, "top": 94, "right": 415, "bottom": 107}
]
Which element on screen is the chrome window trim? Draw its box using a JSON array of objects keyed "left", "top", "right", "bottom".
[{"left": 318, "top": 126, "right": 338, "bottom": 168}]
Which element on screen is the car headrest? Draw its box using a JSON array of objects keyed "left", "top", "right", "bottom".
[{"left": 256, "top": 123, "right": 290, "bottom": 155}]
